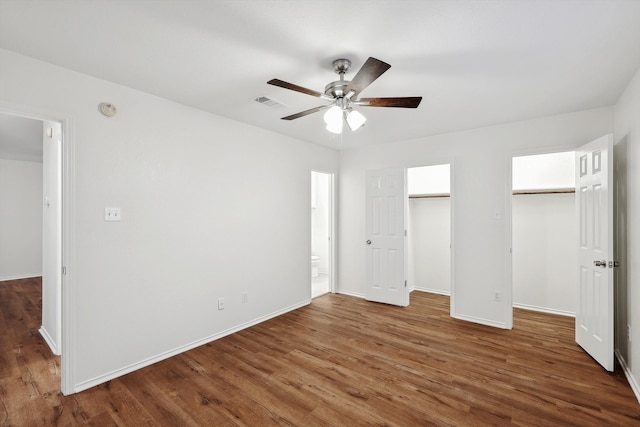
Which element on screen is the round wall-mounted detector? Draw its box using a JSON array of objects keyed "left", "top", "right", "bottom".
[{"left": 98, "top": 102, "right": 117, "bottom": 117}]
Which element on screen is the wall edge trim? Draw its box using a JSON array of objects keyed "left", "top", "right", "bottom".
[
  {"left": 336, "top": 289, "right": 365, "bottom": 299},
  {"left": 513, "top": 303, "right": 575, "bottom": 318},
  {"left": 452, "top": 312, "right": 509, "bottom": 329},
  {"left": 39, "top": 326, "right": 60, "bottom": 356},
  {"left": 0, "top": 274, "right": 42, "bottom": 282},
  {"left": 616, "top": 349, "right": 640, "bottom": 404},
  {"left": 412, "top": 287, "right": 451, "bottom": 296}
]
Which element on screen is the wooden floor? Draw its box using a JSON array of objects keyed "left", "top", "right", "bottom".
[{"left": 2, "top": 278, "right": 639, "bottom": 426}]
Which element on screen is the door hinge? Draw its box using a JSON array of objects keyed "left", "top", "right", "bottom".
[
  {"left": 609, "top": 261, "right": 620, "bottom": 268},
  {"left": 62, "top": 266, "right": 67, "bottom": 275},
  {"left": 404, "top": 280, "right": 407, "bottom": 287},
  {"left": 404, "top": 229, "right": 407, "bottom": 237}
]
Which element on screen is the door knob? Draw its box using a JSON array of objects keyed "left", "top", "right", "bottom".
[
  {"left": 366, "top": 240, "right": 371, "bottom": 245},
  {"left": 593, "top": 260, "right": 607, "bottom": 267}
]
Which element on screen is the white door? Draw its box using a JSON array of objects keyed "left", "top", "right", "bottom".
[
  {"left": 365, "top": 168, "right": 408, "bottom": 306},
  {"left": 41, "top": 121, "right": 62, "bottom": 355},
  {"left": 575, "top": 134, "right": 614, "bottom": 371}
]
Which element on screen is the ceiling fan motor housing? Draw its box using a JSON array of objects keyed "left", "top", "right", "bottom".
[
  {"left": 325, "top": 58, "right": 352, "bottom": 100},
  {"left": 324, "top": 80, "right": 350, "bottom": 99}
]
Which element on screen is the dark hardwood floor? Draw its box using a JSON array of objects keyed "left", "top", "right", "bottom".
[{"left": 1, "top": 277, "right": 639, "bottom": 426}]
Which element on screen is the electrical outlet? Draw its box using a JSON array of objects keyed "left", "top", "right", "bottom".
[
  {"left": 104, "top": 207, "right": 121, "bottom": 221},
  {"left": 218, "top": 298, "right": 225, "bottom": 310},
  {"left": 494, "top": 291, "right": 501, "bottom": 301},
  {"left": 242, "top": 292, "right": 248, "bottom": 303}
]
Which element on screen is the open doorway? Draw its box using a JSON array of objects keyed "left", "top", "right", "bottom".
[
  {"left": 407, "top": 164, "right": 451, "bottom": 295},
  {"left": 0, "top": 114, "right": 43, "bottom": 281},
  {"left": 311, "top": 170, "right": 333, "bottom": 298},
  {"left": 511, "top": 151, "right": 576, "bottom": 316},
  {"left": 0, "top": 112, "right": 62, "bottom": 354}
]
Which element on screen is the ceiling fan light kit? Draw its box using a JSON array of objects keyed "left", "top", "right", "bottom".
[
  {"left": 345, "top": 109, "right": 367, "bottom": 131},
  {"left": 267, "top": 57, "right": 422, "bottom": 135}
]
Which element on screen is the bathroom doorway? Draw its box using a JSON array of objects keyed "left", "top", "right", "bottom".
[
  {"left": 407, "top": 164, "right": 451, "bottom": 295},
  {"left": 311, "top": 170, "right": 334, "bottom": 298}
]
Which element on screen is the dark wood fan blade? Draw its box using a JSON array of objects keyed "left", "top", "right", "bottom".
[
  {"left": 281, "top": 105, "right": 329, "bottom": 120},
  {"left": 358, "top": 97, "right": 422, "bottom": 108},
  {"left": 345, "top": 57, "right": 391, "bottom": 97},
  {"left": 267, "top": 78, "right": 325, "bottom": 98}
]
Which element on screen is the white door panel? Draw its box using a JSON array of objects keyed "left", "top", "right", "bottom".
[
  {"left": 575, "top": 134, "right": 613, "bottom": 371},
  {"left": 41, "top": 121, "right": 62, "bottom": 355},
  {"left": 366, "top": 168, "right": 408, "bottom": 306}
]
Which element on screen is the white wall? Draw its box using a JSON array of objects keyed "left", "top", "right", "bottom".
[
  {"left": 512, "top": 193, "right": 576, "bottom": 315},
  {"left": 0, "top": 49, "right": 339, "bottom": 393},
  {"left": 512, "top": 151, "right": 575, "bottom": 190},
  {"left": 614, "top": 65, "right": 640, "bottom": 400},
  {"left": 0, "top": 158, "right": 42, "bottom": 280},
  {"left": 408, "top": 164, "right": 450, "bottom": 195},
  {"left": 339, "top": 108, "right": 613, "bottom": 328}
]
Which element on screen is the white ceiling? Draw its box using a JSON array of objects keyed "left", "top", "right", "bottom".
[{"left": 1, "top": 0, "right": 640, "bottom": 150}]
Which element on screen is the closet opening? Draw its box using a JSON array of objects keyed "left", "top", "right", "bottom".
[
  {"left": 511, "top": 151, "right": 576, "bottom": 316},
  {"left": 407, "top": 164, "right": 451, "bottom": 296}
]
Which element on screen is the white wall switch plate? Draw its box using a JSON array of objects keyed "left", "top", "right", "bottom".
[{"left": 104, "top": 207, "right": 121, "bottom": 221}]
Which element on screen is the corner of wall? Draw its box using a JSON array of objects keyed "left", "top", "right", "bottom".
[{"left": 613, "top": 64, "right": 640, "bottom": 405}]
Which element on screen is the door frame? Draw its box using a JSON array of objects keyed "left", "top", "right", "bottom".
[
  {"left": 403, "top": 160, "right": 455, "bottom": 314},
  {"left": 41, "top": 119, "right": 62, "bottom": 355},
  {"left": 311, "top": 169, "right": 336, "bottom": 295},
  {"left": 0, "top": 101, "right": 75, "bottom": 395},
  {"left": 507, "top": 144, "right": 581, "bottom": 327},
  {"left": 406, "top": 163, "right": 453, "bottom": 297}
]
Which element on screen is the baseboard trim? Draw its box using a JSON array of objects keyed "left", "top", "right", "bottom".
[
  {"left": 513, "top": 303, "right": 575, "bottom": 318},
  {"left": 412, "top": 287, "right": 451, "bottom": 296},
  {"left": 336, "top": 289, "right": 365, "bottom": 299},
  {"left": 72, "top": 299, "right": 310, "bottom": 394},
  {"left": 0, "top": 274, "right": 42, "bottom": 282},
  {"left": 616, "top": 349, "right": 640, "bottom": 404},
  {"left": 338, "top": 288, "right": 450, "bottom": 299},
  {"left": 39, "top": 326, "right": 60, "bottom": 356},
  {"left": 452, "top": 312, "right": 509, "bottom": 329}
]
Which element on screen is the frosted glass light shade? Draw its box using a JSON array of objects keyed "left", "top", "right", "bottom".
[
  {"left": 346, "top": 109, "right": 366, "bottom": 131},
  {"left": 324, "top": 105, "right": 343, "bottom": 134},
  {"left": 325, "top": 120, "right": 343, "bottom": 134},
  {"left": 324, "top": 105, "right": 342, "bottom": 124}
]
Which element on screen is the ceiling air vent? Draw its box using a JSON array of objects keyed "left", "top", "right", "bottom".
[{"left": 254, "top": 95, "right": 286, "bottom": 109}]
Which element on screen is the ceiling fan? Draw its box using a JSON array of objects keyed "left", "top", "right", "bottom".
[{"left": 267, "top": 57, "right": 422, "bottom": 134}]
